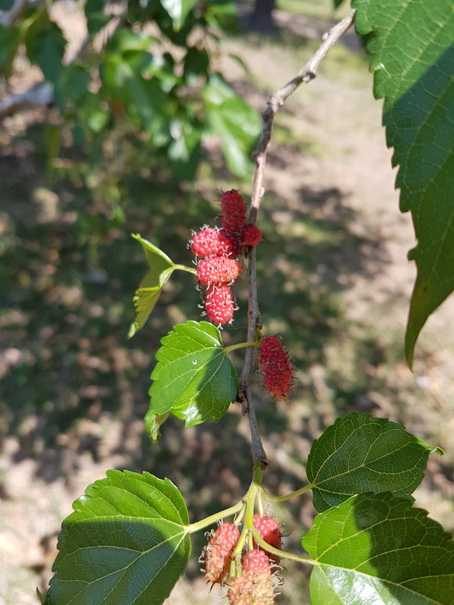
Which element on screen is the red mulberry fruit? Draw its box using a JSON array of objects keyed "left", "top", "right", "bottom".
[
  {"left": 197, "top": 257, "right": 242, "bottom": 286},
  {"left": 190, "top": 227, "right": 237, "bottom": 258},
  {"left": 221, "top": 189, "right": 247, "bottom": 233},
  {"left": 241, "top": 224, "right": 262, "bottom": 247},
  {"left": 259, "top": 336, "right": 292, "bottom": 400},
  {"left": 205, "top": 284, "right": 235, "bottom": 325}
]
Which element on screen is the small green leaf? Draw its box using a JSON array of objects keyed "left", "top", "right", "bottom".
[
  {"left": 24, "top": 11, "right": 66, "bottom": 84},
  {"left": 149, "top": 320, "right": 239, "bottom": 427},
  {"left": 102, "top": 51, "right": 167, "bottom": 129},
  {"left": 128, "top": 287, "right": 163, "bottom": 338},
  {"left": 145, "top": 410, "right": 170, "bottom": 442},
  {"left": 203, "top": 1, "right": 238, "bottom": 32},
  {"left": 303, "top": 493, "right": 454, "bottom": 605},
  {"left": 59, "top": 63, "right": 90, "bottom": 105},
  {"left": 106, "top": 30, "right": 156, "bottom": 54},
  {"left": 168, "top": 117, "right": 202, "bottom": 181},
  {"left": 142, "top": 52, "right": 179, "bottom": 93},
  {"left": 79, "top": 92, "right": 109, "bottom": 133},
  {"left": 0, "top": 25, "right": 21, "bottom": 79},
  {"left": 352, "top": 0, "right": 454, "bottom": 366},
  {"left": 45, "top": 471, "right": 191, "bottom": 605},
  {"left": 84, "top": 0, "right": 113, "bottom": 36},
  {"left": 202, "top": 73, "right": 261, "bottom": 177},
  {"left": 307, "top": 412, "right": 440, "bottom": 512},
  {"left": 161, "top": 0, "right": 197, "bottom": 30},
  {"left": 129, "top": 234, "right": 176, "bottom": 337},
  {"left": 226, "top": 53, "right": 250, "bottom": 76},
  {"left": 183, "top": 47, "right": 209, "bottom": 85}
]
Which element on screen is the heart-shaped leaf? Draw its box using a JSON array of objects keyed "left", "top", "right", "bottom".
[
  {"left": 149, "top": 320, "right": 239, "bottom": 427},
  {"left": 45, "top": 471, "right": 191, "bottom": 605},
  {"left": 307, "top": 412, "right": 441, "bottom": 512},
  {"left": 352, "top": 0, "right": 454, "bottom": 365},
  {"left": 303, "top": 493, "right": 454, "bottom": 605}
]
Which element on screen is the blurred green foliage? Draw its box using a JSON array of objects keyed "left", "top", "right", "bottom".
[{"left": 0, "top": 0, "right": 261, "bottom": 182}]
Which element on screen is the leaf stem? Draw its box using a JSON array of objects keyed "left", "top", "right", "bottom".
[
  {"left": 245, "top": 485, "right": 256, "bottom": 551},
  {"left": 173, "top": 264, "right": 197, "bottom": 275},
  {"left": 231, "top": 482, "right": 260, "bottom": 571},
  {"left": 187, "top": 499, "right": 245, "bottom": 534},
  {"left": 251, "top": 530, "right": 317, "bottom": 567},
  {"left": 262, "top": 483, "right": 315, "bottom": 503},
  {"left": 224, "top": 341, "right": 260, "bottom": 355},
  {"left": 252, "top": 464, "right": 263, "bottom": 486}
]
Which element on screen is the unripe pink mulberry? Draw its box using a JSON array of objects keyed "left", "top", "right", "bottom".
[
  {"left": 259, "top": 336, "right": 292, "bottom": 400},
  {"left": 205, "top": 284, "right": 235, "bottom": 325},
  {"left": 197, "top": 257, "right": 242, "bottom": 286},
  {"left": 253, "top": 514, "right": 282, "bottom": 564},
  {"left": 203, "top": 522, "right": 240, "bottom": 585},
  {"left": 228, "top": 550, "right": 275, "bottom": 604}
]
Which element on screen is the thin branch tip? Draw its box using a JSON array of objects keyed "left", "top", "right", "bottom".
[{"left": 242, "top": 10, "right": 355, "bottom": 468}]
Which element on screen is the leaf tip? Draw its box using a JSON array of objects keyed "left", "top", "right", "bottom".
[
  {"left": 145, "top": 410, "right": 169, "bottom": 441},
  {"left": 404, "top": 343, "right": 414, "bottom": 371},
  {"left": 128, "top": 321, "right": 138, "bottom": 339},
  {"left": 404, "top": 306, "right": 420, "bottom": 370},
  {"left": 432, "top": 446, "right": 444, "bottom": 456}
]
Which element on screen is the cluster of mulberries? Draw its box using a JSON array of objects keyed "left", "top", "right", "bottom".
[
  {"left": 190, "top": 189, "right": 262, "bottom": 326},
  {"left": 201, "top": 515, "right": 282, "bottom": 604},
  {"left": 259, "top": 336, "right": 293, "bottom": 400}
]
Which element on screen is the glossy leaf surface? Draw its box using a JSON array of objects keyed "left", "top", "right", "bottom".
[
  {"left": 353, "top": 0, "right": 454, "bottom": 365},
  {"left": 149, "top": 320, "right": 239, "bottom": 426},
  {"left": 45, "top": 471, "right": 191, "bottom": 605},
  {"left": 304, "top": 493, "right": 454, "bottom": 605},
  {"left": 307, "top": 412, "right": 440, "bottom": 512}
]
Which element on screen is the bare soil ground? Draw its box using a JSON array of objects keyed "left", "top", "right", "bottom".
[{"left": 1, "top": 7, "right": 453, "bottom": 605}]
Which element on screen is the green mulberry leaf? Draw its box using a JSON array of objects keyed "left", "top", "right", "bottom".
[
  {"left": 148, "top": 320, "right": 239, "bottom": 428},
  {"left": 303, "top": 493, "right": 454, "bottom": 605},
  {"left": 307, "top": 412, "right": 441, "bottom": 512},
  {"left": 45, "top": 471, "right": 190, "bottom": 605},
  {"left": 129, "top": 234, "right": 176, "bottom": 337},
  {"left": 352, "top": 0, "right": 454, "bottom": 365}
]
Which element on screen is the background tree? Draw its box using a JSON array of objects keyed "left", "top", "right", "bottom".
[{"left": 247, "top": 0, "right": 277, "bottom": 31}]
